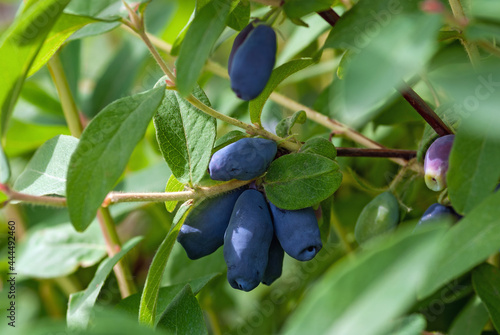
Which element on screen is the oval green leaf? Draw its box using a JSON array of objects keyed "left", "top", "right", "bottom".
[
  {"left": 472, "top": 263, "right": 500, "bottom": 332},
  {"left": 67, "top": 236, "right": 143, "bottom": 330},
  {"left": 154, "top": 87, "right": 216, "bottom": 185},
  {"left": 263, "top": 152, "right": 342, "bottom": 210},
  {"left": 14, "top": 135, "right": 78, "bottom": 196},
  {"left": 67, "top": 86, "right": 165, "bottom": 232},
  {"left": 0, "top": 0, "right": 71, "bottom": 136}
]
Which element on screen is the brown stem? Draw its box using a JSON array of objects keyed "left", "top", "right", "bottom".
[
  {"left": 336, "top": 147, "right": 416, "bottom": 159},
  {"left": 318, "top": 9, "right": 452, "bottom": 137},
  {"left": 317, "top": 8, "right": 341, "bottom": 26},
  {"left": 398, "top": 82, "right": 452, "bottom": 136}
]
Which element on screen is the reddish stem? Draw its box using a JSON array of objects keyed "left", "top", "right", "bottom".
[
  {"left": 398, "top": 83, "right": 452, "bottom": 136},
  {"left": 336, "top": 147, "right": 416, "bottom": 160},
  {"left": 317, "top": 8, "right": 341, "bottom": 26}
]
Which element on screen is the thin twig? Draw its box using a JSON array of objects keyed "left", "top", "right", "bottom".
[
  {"left": 105, "top": 179, "right": 253, "bottom": 206},
  {"left": 8, "top": 189, "right": 67, "bottom": 207},
  {"left": 336, "top": 147, "right": 416, "bottom": 159},
  {"left": 398, "top": 82, "right": 452, "bottom": 136}
]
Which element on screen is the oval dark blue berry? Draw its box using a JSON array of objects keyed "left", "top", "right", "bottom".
[
  {"left": 269, "top": 203, "right": 322, "bottom": 261},
  {"left": 229, "top": 24, "right": 276, "bottom": 101},
  {"left": 228, "top": 21, "right": 257, "bottom": 74},
  {"left": 177, "top": 187, "right": 246, "bottom": 260},
  {"left": 262, "top": 234, "right": 284, "bottom": 286},
  {"left": 209, "top": 137, "right": 277, "bottom": 181},
  {"left": 416, "top": 203, "right": 462, "bottom": 228},
  {"left": 224, "top": 190, "right": 273, "bottom": 291}
]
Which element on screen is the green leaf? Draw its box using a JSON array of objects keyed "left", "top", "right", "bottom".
[
  {"left": 448, "top": 124, "right": 500, "bottom": 215},
  {"left": 427, "top": 61, "right": 500, "bottom": 136},
  {"left": 282, "top": 226, "right": 444, "bottom": 335},
  {"left": 470, "top": 0, "right": 500, "bottom": 23},
  {"left": 472, "top": 263, "right": 500, "bottom": 332},
  {"left": 23, "top": 308, "right": 168, "bottom": 335},
  {"left": 299, "top": 137, "right": 337, "bottom": 160},
  {"left": 418, "top": 191, "right": 500, "bottom": 298},
  {"left": 64, "top": 0, "right": 126, "bottom": 21},
  {"left": 165, "top": 175, "right": 185, "bottom": 213},
  {"left": 466, "top": 21, "right": 500, "bottom": 41},
  {"left": 319, "top": 194, "right": 333, "bottom": 242},
  {"left": 0, "top": 0, "right": 71, "bottom": 135},
  {"left": 28, "top": 14, "right": 95, "bottom": 76},
  {"left": 17, "top": 217, "right": 106, "bottom": 278},
  {"left": 139, "top": 202, "right": 192, "bottom": 327},
  {"left": 325, "top": 0, "right": 423, "bottom": 49},
  {"left": 67, "top": 236, "right": 143, "bottom": 330},
  {"left": 386, "top": 314, "right": 426, "bottom": 335},
  {"left": 334, "top": 14, "right": 440, "bottom": 128},
  {"left": 276, "top": 110, "right": 307, "bottom": 137},
  {"left": 170, "top": 14, "right": 194, "bottom": 57},
  {"left": 157, "top": 285, "right": 208, "bottom": 334},
  {"left": 14, "top": 135, "right": 78, "bottom": 196},
  {"left": 277, "top": 15, "right": 331, "bottom": 65},
  {"left": 264, "top": 153, "right": 342, "bottom": 210},
  {"left": 227, "top": 0, "right": 250, "bottom": 31},
  {"left": 115, "top": 273, "right": 219, "bottom": 323},
  {"left": 0, "top": 143, "right": 10, "bottom": 184},
  {"left": 4, "top": 118, "right": 70, "bottom": 156},
  {"left": 249, "top": 58, "right": 315, "bottom": 125},
  {"left": 67, "top": 86, "right": 165, "bottom": 232},
  {"left": 19, "top": 81, "right": 64, "bottom": 120},
  {"left": 153, "top": 87, "right": 216, "bottom": 185},
  {"left": 283, "top": 0, "right": 333, "bottom": 19},
  {"left": 448, "top": 296, "right": 490, "bottom": 335},
  {"left": 176, "top": 0, "right": 231, "bottom": 96},
  {"left": 84, "top": 39, "right": 149, "bottom": 118},
  {"left": 69, "top": 21, "right": 120, "bottom": 40}
]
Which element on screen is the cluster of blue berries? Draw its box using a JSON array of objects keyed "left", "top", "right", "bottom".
[
  {"left": 229, "top": 21, "right": 276, "bottom": 101},
  {"left": 177, "top": 138, "right": 323, "bottom": 291}
]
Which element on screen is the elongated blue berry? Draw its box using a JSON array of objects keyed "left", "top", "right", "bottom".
[
  {"left": 229, "top": 24, "right": 276, "bottom": 100},
  {"left": 209, "top": 137, "right": 277, "bottom": 181},
  {"left": 269, "top": 203, "right": 322, "bottom": 261},
  {"left": 262, "top": 234, "right": 284, "bottom": 286},
  {"left": 224, "top": 190, "right": 273, "bottom": 291},
  {"left": 228, "top": 21, "right": 257, "bottom": 74},
  {"left": 416, "top": 203, "right": 461, "bottom": 228},
  {"left": 177, "top": 188, "right": 245, "bottom": 260},
  {"left": 424, "top": 134, "right": 455, "bottom": 191}
]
